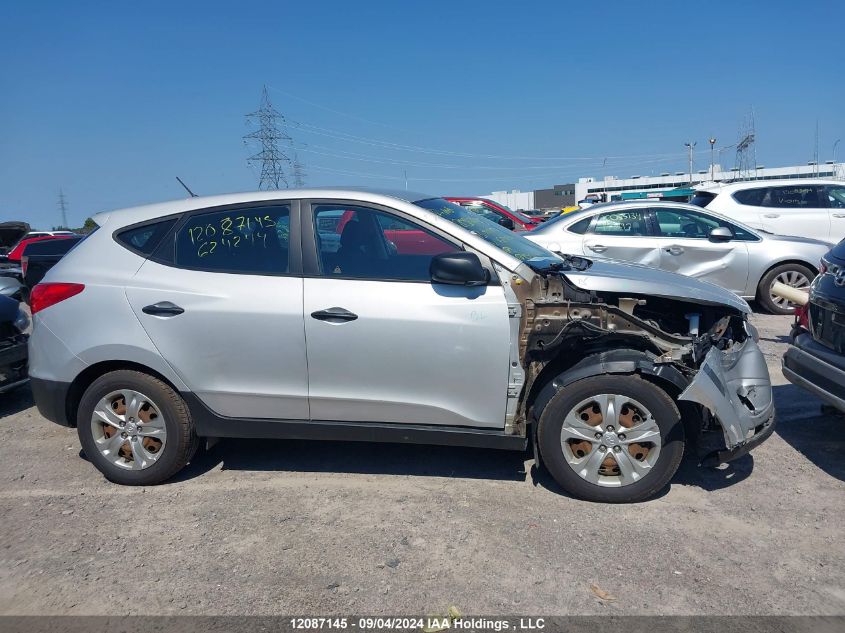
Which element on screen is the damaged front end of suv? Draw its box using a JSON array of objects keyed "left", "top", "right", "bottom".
[{"left": 506, "top": 255, "right": 775, "bottom": 468}]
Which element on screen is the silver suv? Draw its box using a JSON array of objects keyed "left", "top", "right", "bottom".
[{"left": 29, "top": 189, "right": 775, "bottom": 502}]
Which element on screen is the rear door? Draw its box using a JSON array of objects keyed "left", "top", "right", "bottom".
[
  {"left": 582, "top": 209, "right": 661, "bottom": 267},
  {"left": 301, "top": 200, "right": 511, "bottom": 428},
  {"left": 124, "top": 202, "right": 309, "bottom": 420},
  {"left": 760, "top": 185, "right": 831, "bottom": 241},
  {"left": 651, "top": 207, "right": 750, "bottom": 294}
]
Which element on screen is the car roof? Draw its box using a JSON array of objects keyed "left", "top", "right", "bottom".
[
  {"left": 696, "top": 178, "right": 841, "bottom": 193},
  {"left": 91, "top": 187, "right": 439, "bottom": 227}
]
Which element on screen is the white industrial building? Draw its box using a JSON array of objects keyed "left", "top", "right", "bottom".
[{"left": 574, "top": 162, "right": 845, "bottom": 202}]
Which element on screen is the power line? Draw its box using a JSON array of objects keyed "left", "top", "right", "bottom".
[{"left": 244, "top": 85, "right": 292, "bottom": 189}]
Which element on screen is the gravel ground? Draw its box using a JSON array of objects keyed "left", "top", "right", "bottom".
[{"left": 0, "top": 312, "right": 843, "bottom": 616}]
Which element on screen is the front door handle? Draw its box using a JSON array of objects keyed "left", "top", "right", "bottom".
[
  {"left": 665, "top": 245, "right": 684, "bottom": 255},
  {"left": 833, "top": 213, "right": 845, "bottom": 218},
  {"left": 586, "top": 244, "right": 607, "bottom": 253},
  {"left": 763, "top": 213, "right": 780, "bottom": 218},
  {"left": 142, "top": 301, "right": 185, "bottom": 317},
  {"left": 311, "top": 307, "right": 358, "bottom": 323}
]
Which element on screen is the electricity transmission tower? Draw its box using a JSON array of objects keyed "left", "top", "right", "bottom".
[
  {"left": 735, "top": 109, "right": 757, "bottom": 180},
  {"left": 292, "top": 152, "right": 306, "bottom": 188},
  {"left": 244, "top": 86, "right": 292, "bottom": 189},
  {"left": 58, "top": 189, "right": 68, "bottom": 229}
]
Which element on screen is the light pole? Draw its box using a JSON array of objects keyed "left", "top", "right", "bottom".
[
  {"left": 709, "top": 138, "right": 716, "bottom": 180},
  {"left": 684, "top": 141, "right": 696, "bottom": 185}
]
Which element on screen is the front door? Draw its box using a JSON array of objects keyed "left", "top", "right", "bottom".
[
  {"left": 582, "top": 209, "right": 662, "bottom": 268},
  {"left": 125, "top": 202, "right": 309, "bottom": 420},
  {"left": 302, "top": 201, "right": 511, "bottom": 428},
  {"left": 651, "top": 207, "right": 750, "bottom": 294}
]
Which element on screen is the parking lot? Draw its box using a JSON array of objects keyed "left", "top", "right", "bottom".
[{"left": 0, "top": 311, "right": 842, "bottom": 616}]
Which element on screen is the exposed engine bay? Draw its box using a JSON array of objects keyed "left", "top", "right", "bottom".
[{"left": 504, "top": 256, "right": 775, "bottom": 463}]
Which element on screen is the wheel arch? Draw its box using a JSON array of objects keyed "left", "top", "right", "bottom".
[{"left": 65, "top": 360, "right": 183, "bottom": 428}]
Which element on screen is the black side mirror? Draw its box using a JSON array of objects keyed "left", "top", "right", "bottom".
[
  {"left": 498, "top": 216, "right": 515, "bottom": 230},
  {"left": 430, "top": 252, "right": 489, "bottom": 286},
  {"left": 709, "top": 226, "right": 733, "bottom": 242}
]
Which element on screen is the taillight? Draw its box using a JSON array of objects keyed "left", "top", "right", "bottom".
[
  {"left": 795, "top": 302, "right": 810, "bottom": 330},
  {"left": 21, "top": 256, "right": 28, "bottom": 277},
  {"left": 30, "top": 283, "right": 84, "bottom": 315},
  {"left": 819, "top": 259, "right": 828, "bottom": 275}
]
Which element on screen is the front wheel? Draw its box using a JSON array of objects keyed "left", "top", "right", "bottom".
[
  {"left": 537, "top": 374, "right": 685, "bottom": 503},
  {"left": 77, "top": 370, "right": 198, "bottom": 485}
]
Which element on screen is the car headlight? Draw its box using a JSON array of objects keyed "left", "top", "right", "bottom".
[{"left": 13, "top": 308, "right": 29, "bottom": 333}]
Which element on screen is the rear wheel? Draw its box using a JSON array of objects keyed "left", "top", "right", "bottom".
[
  {"left": 77, "top": 370, "right": 198, "bottom": 485},
  {"left": 757, "top": 263, "right": 813, "bottom": 315},
  {"left": 537, "top": 374, "right": 684, "bottom": 503}
]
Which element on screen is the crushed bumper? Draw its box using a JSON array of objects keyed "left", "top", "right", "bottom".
[{"left": 679, "top": 336, "right": 775, "bottom": 465}]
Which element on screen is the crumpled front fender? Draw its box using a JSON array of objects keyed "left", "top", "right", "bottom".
[{"left": 679, "top": 337, "right": 774, "bottom": 448}]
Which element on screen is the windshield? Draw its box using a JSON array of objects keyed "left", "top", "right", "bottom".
[
  {"left": 497, "top": 202, "right": 533, "bottom": 223},
  {"left": 414, "top": 198, "right": 555, "bottom": 263}
]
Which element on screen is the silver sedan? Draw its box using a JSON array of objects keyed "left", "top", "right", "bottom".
[{"left": 525, "top": 201, "right": 832, "bottom": 314}]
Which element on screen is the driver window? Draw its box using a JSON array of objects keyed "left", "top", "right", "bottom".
[
  {"left": 654, "top": 209, "right": 718, "bottom": 239},
  {"left": 313, "top": 205, "right": 457, "bottom": 281}
]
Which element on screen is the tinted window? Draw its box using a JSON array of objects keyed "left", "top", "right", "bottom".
[
  {"left": 825, "top": 186, "right": 845, "bottom": 209},
  {"left": 414, "top": 198, "right": 553, "bottom": 262},
  {"left": 591, "top": 211, "right": 647, "bottom": 236},
  {"left": 653, "top": 208, "right": 755, "bottom": 241},
  {"left": 689, "top": 192, "right": 716, "bottom": 208},
  {"left": 174, "top": 205, "right": 290, "bottom": 273},
  {"left": 732, "top": 188, "right": 769, "bottom": 206},
  {"left": 568, "top": 217, "right": 592, "bottom": 234},
  {"left": 117, "top": 219, "right": 177, "bottom": 255},
  {"left": 766, "top": 185, "right": 823, "bottom": 208},
  {"left": 314, "top": 205, "right": 456, "bottom": 281}
]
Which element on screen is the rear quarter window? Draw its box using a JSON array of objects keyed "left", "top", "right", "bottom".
[
  {"left": 116, "top": 219, "right": 178, "bottom": 256},
  {"left": 732, "top": 188, "right": 769, "bottom": 206}
]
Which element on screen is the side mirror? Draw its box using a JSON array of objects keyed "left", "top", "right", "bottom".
[
  {"left": 498, "top": 216, "right": 515, "bottom": 231},
  {"left": 709, "top": 226, "right": 733, "bottom": 242},
  {"left": 430, "top": 252, "right": 489, "bottom": 286}
]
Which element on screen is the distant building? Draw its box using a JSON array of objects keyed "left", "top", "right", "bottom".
[
  {"left": 574, "top": 162, "right": 844, "bottom": 202},
  {"left": 534, "top": 183, "right": 577, "bottom": 209},
  {"left": 478, "top": 189, "right": 535, "bottom": 211}
]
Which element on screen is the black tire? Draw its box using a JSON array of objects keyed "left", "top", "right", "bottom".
[
  {"left": 537, "top": 374, "right": 684, "bottom": 503},
  {"left": 77, "top": 370, "right": 198, "bottom": 485},
  {"left": 756, "top": 262, "right": 815, "bottom": 315}
]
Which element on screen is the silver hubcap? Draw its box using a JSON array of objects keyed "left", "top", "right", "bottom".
[
  {"left": 560, "top": 394, "right": 662, "bottom": 487},
  {"left": 91, "top": 389, "right": 166, "bottom": 470},
  {"left": 770, "top": 270, "right": 811, "bottom": 308}
]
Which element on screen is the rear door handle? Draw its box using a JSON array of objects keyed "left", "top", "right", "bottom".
[
  {"left": 763, "top": 213, "right": 780, "bottom": 218},
  {"left": 311, "top": 307, "right": 358, "bottom": 323},
  {"left": 142, "top": 301, "right": 185, "bottom": 317},
  {"left": 586, "top": 244, "right": 607, "bottom": 253},
  {"left": 833, "top": 213, "right": 845, "bottom": 218},
  {"left": 665, "top": 246, "right": 684, "bottom": 255}
]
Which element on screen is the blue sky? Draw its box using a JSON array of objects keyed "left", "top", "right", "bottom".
[{"left": 1, "top": 0, "right": 843, "bottom": 228}]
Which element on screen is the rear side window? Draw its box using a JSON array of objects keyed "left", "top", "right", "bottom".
[
  {"left": 732, "top": 188, "right": 769, "bottom": 206},
  {"left": 116, "top": 219, "right": 177, "bottom": 256},
  {"left": 766, "top": 185, "right": 823, "bottom": 209},
  {"left": 174, "top": 205, "right": 291, "bottom": 273},
  {"left": 591, "top": 211, "right": 647, "bottom": 236}
]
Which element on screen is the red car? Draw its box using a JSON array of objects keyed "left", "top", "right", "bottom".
[
  {"left": 445, "top": 197, "right": 541, "bottom": 231},
  {"left": 5, "top": 235, "right": 75, "bottom": 263}
]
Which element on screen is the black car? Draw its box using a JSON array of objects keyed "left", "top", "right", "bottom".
[
  {"left": 0, "top": 294, "right": 28, "bottom": 393},
  {"left": 783, "top": 238, "right": 845, "bottom": 412}
]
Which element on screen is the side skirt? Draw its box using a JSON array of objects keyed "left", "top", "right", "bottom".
[{"left": 183, "top": 392, "right": 528, "bottom": 452}]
